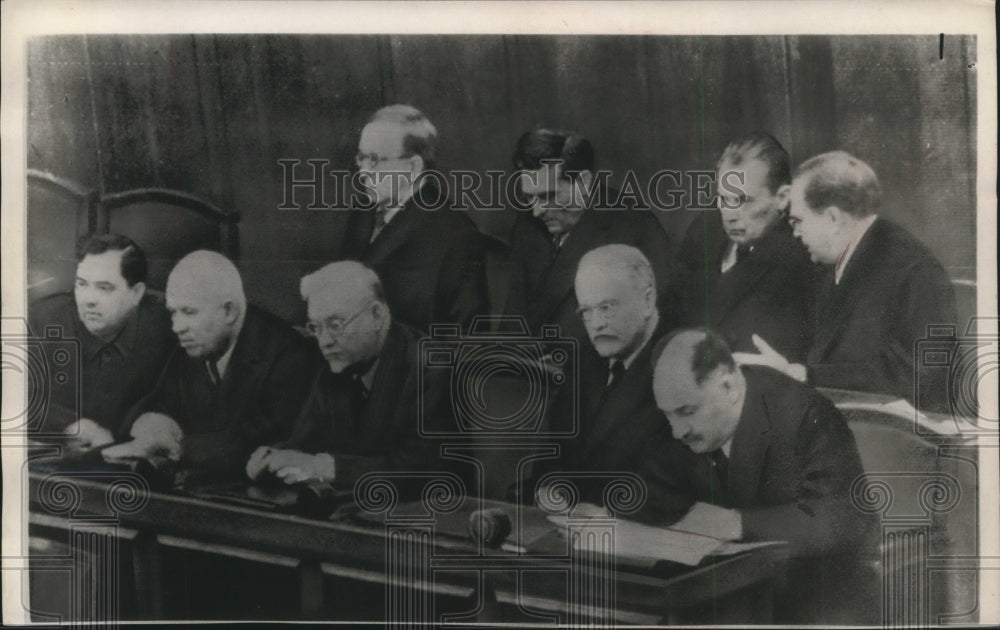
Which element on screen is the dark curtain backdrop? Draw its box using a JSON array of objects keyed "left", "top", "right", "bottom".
[{"left": 26, "top": 34, "right": 977, "bottom": 322}]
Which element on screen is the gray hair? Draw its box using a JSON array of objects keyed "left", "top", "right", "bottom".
[{"left": 576, "top": 244, "right": 656, "bottom": 295}]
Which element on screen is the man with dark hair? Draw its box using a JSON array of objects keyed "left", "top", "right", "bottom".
[
  {"left": 340, "top": 104, "right": 489, "bottom": 333},
  {"left": 676, "top": 132, "right": 814, "bottom": 361},
  {"left": 111, "top": 251, "right": 317, "bottom": 483},
  {"left": 738, "top": 150, "right": 956, "bottom": 411},
  {"left": 504, "top": 127, "right": 679, "bottom": 348},
  {"left": 246, "top": 261, "right": 452, "bottom": 491},
  {"left": 29, "top": 233, "right": 174, "bottom": 443},
  {"left": 650, "top": 328, "right": 876, "bottom": 624}
]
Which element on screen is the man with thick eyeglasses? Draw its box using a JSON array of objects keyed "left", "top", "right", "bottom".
[
  {"left": 246, "top": 261, "right": 452, "bottom": 490},
  {"left": 339, "top": 104, "right": 488, "bottom": 333},
  {"left": 675, "top": 132, "right": 814, "bottom": 362}
]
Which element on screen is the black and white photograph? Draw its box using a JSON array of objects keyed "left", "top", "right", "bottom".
[{"left": 2, "top": 1, "right": 997, "bottom": 627}]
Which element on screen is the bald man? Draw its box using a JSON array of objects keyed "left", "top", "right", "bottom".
[
  {"left": 121, "top": 250, "right": 317, "bottom": 483},
  {"left": 246, "top": 261, "right": 452, "bottom": 491},
  {"left": 340, "top": 104, "right": 489, "bottom": 332},
  {"left": 649, "top": 328, "right": 875, "bottom": 624}
]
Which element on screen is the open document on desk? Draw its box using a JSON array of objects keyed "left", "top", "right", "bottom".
[{"left": 547, "top": 514, "right": 784, "bottom": 567}]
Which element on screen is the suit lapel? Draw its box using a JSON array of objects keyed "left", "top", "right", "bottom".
[
  {"left": 360, "top": 203, "right": 422, "bottom": 265},
  {"left": 579, "top": 363, "right": 646, "bottom": 459},
  {"left": 359, "top": 324, "right": 409, "bottom": 443},
  {"left": 217, "top": 311, "right": 266, "bottom": 425},
  {"left": 809, "top": 218, "right": 884, "bottom": 360},
  {"left": 728, "top": 369, "right": 771, "bottom": 507},
  {"left": 710, "top": 222, "right": 794, "bottom": 325},
  {"left": 530, "top": 209, "right": 613, "bottom": 323}
]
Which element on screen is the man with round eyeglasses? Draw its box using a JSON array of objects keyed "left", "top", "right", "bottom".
[
  {"left": 246, "top": 261, "right": 452, "bottom": 490},
  {"left": 340, "top": 104, "right": 488, "bottom": 333}
]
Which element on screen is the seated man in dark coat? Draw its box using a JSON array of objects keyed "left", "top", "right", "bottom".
[
  {"left": 28, "top": 233, "right": 173, "bottom": 443},
  {"left": 340, "top": 104, "right": 489, "bottom": 333},
  {"left": 650, "top": 329, "right": 876, "bottom": 624},
  {"left": 737, "top": 150, "right": 957, "bottom": 412},
  {"left": 246, "top": 261, "right": 452, "bottom": 492},
  {"left": 677, "top": 132, "right": 814, "bottom": 362},
  {"left": 529, "top": 244, "right": 693, "bottom": 520},
  {"left": 114, "top": 250, "right": 317, "bottom": 484}
]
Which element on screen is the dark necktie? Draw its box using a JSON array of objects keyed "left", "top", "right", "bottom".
[
  {"left": 710, "top": 449, "right": 730, "bottom": 504},
  {"left": 607, "top": 360, "right": 626, "bottom": 389},
  {"left": 370, "top": 207, "right": 389, "bottom": 242},
  {"left": 735, "top": 244, "right": 751, "bottom": 264}
]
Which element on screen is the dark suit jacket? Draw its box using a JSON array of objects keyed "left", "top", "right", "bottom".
[
  {"left": 341, "top": 182, "right": 489, "bottom": 333},
  {"left": 677, "top": 212, "right": 815, "bottom": 362},
  {"left": 28, "top": 292, "right": 174, "bottom": 434},
  {"left": 808, "top": 217, "right": 956, "bottom": 411},
  {"left": 533, "top": 322, "right": 696, "bottom": 520},
  {"left": 280, "top": 322, "right": 453, "bottom": 490},
  {"left": 125, "top": 305, "right": 318, "bottom": 483},
  {"left": 504, "top": 193, "right": 680, "bottom": 345},
  {"left": 648, "top": 366, "right": 876, "bottom": 623}
]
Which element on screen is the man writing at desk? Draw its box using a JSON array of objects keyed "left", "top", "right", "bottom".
[
  {"left": 246, "top": 261, "right": 450, "bottom": 491},
  {"left": 649, "top": 329, "right": 876, "bottom": 624}
]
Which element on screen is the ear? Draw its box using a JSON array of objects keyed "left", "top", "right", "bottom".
[
  {"left": 825, "top": 205, "right": 845, "bottom": 226},
  {"left": 129, "top": 281, "right": 146, "bottom": 303},
  {"left": 717, "top": 369, "right": 740, "bottom": 403},
  {"left": 408, "top": 154, "right": 425, "bottom": 177},
  {"left": 774, "top": 183, "right": 791, "bottom": 210},
  {"left": 370, "top": 300, "right": 386, "bottom": 323},
  {"left": 221, "top": 301, "right": 241, "bottom": 326},
  {"left": 642, "top": 285, "right": 656, "bottom": 312}
]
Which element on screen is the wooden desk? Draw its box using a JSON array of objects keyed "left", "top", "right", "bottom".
[{"left": 26, "top": 468, "right": 789, "bottom": 624}]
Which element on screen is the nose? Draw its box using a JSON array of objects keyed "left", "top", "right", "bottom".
[
  {"left": 670, "top": 418, "right": 690, "bottom": 442},
  {"left": 531, "top": 201, "right": 546, "bottom": 219},
  {"left": 171, "top": 316, "right": 187, "bottom": 335},
  {"left": 77, "top": 286, "right": 97, "bottom": 306}
]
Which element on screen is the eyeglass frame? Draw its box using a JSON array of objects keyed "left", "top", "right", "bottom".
[
  {"left": 576, "top": 298, "right": 623, "bottom": 323},
  {"left": 355, "top": 151, "right": 413, "bottom": 169},
  {"left": 305, "top": 299, "right": 375, "bottom": 338}
]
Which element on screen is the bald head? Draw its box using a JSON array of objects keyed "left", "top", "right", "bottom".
[
  {"left": 165, "top": 251, "right": 246, "bottom": 359},
  {"left": 301, "top": 261, "right": 390, "bottom": 374},
  {"left": 651, "top": 329, "right": 744, "bottom": 453}
]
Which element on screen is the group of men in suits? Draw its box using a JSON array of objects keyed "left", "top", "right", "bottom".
[{"left": 29, "top": 102, "right": 959, "bottom": 624}]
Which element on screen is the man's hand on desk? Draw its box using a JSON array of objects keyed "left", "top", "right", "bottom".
[
  {"left": 672, "top": 501, "right": 742, "bottom": 541},
  {"left": 732, "top": 334, "right": 807, "bottom": 382},
  {"left": 64, "top": 418, "right": 114, "bottom": 449},
  {"left": 246, "top": 447, "right": 336, "bottom": 484},
  {"left": 101, "top": 413, "right": 183, "bottom": 461}
]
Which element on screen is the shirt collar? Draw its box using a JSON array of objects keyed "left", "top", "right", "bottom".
[
  {"left": 835, "top": 214, "right": 878, "bottom": 284},
  {"left": 213, "top": 314, "right": 246, "bottom": 380}
]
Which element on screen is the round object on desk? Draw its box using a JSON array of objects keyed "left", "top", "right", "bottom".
[{"left": 468, "top": 508, "right": 512, "bottom": 548}]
